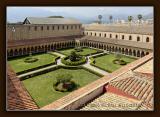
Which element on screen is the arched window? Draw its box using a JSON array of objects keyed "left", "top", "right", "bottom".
[
  {"left": 129, "top": 35, "right": 132, "bottom": 40},
  {"left": 146, "top": 37, "right": 149, "bottom": 42},
  {"left": 57, "top": 26, "right": 59, "bottom": 30},
  {"left": 52, "top": 26, "right": 54, "bottom": 30},
  {"left": 110, "top": 34, "right": 112, "bottom": 38},
  {"left": 122, "top": 35, "right": 124, "bottom": 39},
  {"left": 99, "top": 33, "right": 101, "bottom": 37},
  {"left": 137, "top": 36, "right": 140, "bottom": 41},
  {"left": 47, "top": 26, "right": 49, "bottom": 30},
  {"left": 41, "top": 26, "right": 43, "bottom": 30},
  {"left": 116, "top": 35, "right": 118, "bottom": 39},
  {"left": 95, "top": 33, "right": 96, "bottom": 36},
  {"left": 34, "top": 26, "right": 37, "bottom": 31},
  {"left": 104, "top": 34, "right": 106, "bottom": 37},
  {"left": 91, "top": 32, "right": 92, "bottom": 36},
  {"left": 66, "top": 25, "right": 68, "bottom": 30}
]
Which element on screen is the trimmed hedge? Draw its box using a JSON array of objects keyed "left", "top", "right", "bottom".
[
  {"left": 20, "top": 65, "right": 104, "bottom": 81},
  {"left": 113, "top": 59, "right": 127, "bottom": 65},
  {"left": 24, "top": 57, "right": 38, "bottom": 63},
  {"left": 61, "top": 56, "right": 86, "bottom": 66},
  {"left": 20, "top": 65, "right": 61, "bottom": 81},
  {"left": 90, "top": 62, "right": 112, "bottom": 73}
]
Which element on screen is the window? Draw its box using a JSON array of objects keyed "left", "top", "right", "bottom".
[
  {"left": 137, "top": 36, "right": 140, "bottom": 41},
  {"left": 71, "top": 25, "right": 73, "bottom": 29},
  {"left": 129, "top": 35, "right": 132, "bottom": 40},
  {"left": 75, "top": 25, "right": 77, "bottom": 29},
  {"left": 146, "top": 37, "right": 149, "bottom": 42},
  {"left": 122, "top": 35, "right": 124, "bottom": 39},
  {"left": 91, "top": 32, "right": 92, "bottom": 36},
  {"left": 99, "top": 33, "right": 101, "bottom": 37},
  {"left": 62, "top": 25, "right": 64, "bottom": 30},
  {"left": 116, "top": 35, "right": 118, "bottom": 39},
  {"left": 34, "top": 26, "right": 37, "bottom": 31},
  {"left": 52, "top": 26, "right": 54, "bottom": 30},
  {"left": 110, "top": 34, "right": 112, "bottom": 38},
  {"left": 79, "top": 25, "right": 81, "bottom": 29},
  {"left": 67, "top": 26, "right": 68, "bottom": 30},
  {"left": 28, "top": 26, "right": 30, "bottom": 30},
  {"left": 41, "top": 26, "right": 43, "bottom": 30},
  {"left": 87, "top": 32, "right": 88, "bottom": 35},
  {"left": 47, "top": 26, "right": 49, "bottom": 30},
  {"left": 104, "top": 34, "right": 106, "bottom": 37},
  {"left": 57, "top": 26, "right": 59, "bottom": 30},
  {"left": 95, "top": 33, "right": 96, "bottom": 36}
]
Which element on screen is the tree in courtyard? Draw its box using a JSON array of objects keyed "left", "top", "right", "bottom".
[
  {"left": 115, "top": 53, "right": 122, "bottom": 61},
  {"left": 69, "top": 51, "right": 80, "bottom": 61},
  {"left": 54, "top": 73, "right": 77, "bottom": 92},
  {"left": 137, "top": 14, "right": 143, "bottom": 25},
  {"left": 98, "top": 15, "right": 103, "bottom": 24}
]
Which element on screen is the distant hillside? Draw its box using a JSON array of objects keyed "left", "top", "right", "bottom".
[{"left": 48, "top": 16, "right": 64, "bottom": 18}]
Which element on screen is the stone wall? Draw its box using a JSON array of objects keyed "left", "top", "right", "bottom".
[{"left": 6, "top": 24, "right": 82, "bottom": 41}]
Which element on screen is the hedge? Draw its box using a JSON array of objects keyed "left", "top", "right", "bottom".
[
  {"left": 61, "top": 56, "right": 87, "bottom": 66},
  {"left": 90, "top": 62, "right": 112, "bottom": 73},
  {"left": 20, "top": 65, "right": 104, "bottom": 81}
]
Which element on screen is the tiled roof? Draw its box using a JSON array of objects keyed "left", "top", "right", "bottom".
[
  {"left": 81, "top": 92, "right": 142, "bottom": 110},
  {"left": 24, "top": 17, "right": 81, "bottom": 25},
  {"left": 110, "top": 72, "right": 153, "bottom": 109},
  {"left": 7, "top": 65, "right": 39, "bottom": 110},
  {"left": 84, "top": 24, "right": 153, "bottom": 35}
]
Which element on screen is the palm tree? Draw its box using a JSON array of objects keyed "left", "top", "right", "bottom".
[
  {"left": 98, "top": 15, "right": 102, "bottom": 24},
  {"left": 137, "top": 14, "right": 142, "bottom": 25},
  {"left": 128, "top": 16, "right": 133, "bottom": 26},
  {"left": 109, "top": 15, "right": 113, "bottom": 24}
]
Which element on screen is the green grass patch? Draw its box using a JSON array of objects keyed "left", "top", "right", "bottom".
[
  {"left": 8, "top": 53, "right": 57, "bottom": 73},
  {"left": 92, "top": 54, "right": 136, "bottom": 72},
  {"left": 59, "top": 48, "right": 99, "bottom": 56},
  {"left": 22, "top": 68, "right": 100, "bottom": 107}
]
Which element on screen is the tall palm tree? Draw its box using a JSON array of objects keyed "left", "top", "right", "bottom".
[
  {"left": 98, "top": 15, "right": 102, "bottom": 24},
  {"left": 128, "top": 16, "right": 133, "bottom": 26},
  {"left": 109, "top": 15, "right": 113, "bottom": 24},
  {"left": 128, "top": 16, "right": 133, "bottom": 34},
  {"left": 137, "top": 14, "right": 142, "bottom": 25}
]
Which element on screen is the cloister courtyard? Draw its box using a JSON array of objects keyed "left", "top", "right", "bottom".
[{"left": 8, "top": 47, "right": 137, "bottom": 108}]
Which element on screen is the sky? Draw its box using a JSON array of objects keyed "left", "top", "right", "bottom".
[{"left": 7, "top": 6, "right": 153, "bottom": 23}]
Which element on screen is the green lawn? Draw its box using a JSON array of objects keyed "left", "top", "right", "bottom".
[
  {"left": 8, "top": 53, "right": 56, "bottom": 73},
  {"left": 93, "top": 54, "right": 136, "bottom": 72},
  {"left": 59, "top": 48, "right": 98, "bottom": 56},
  {"left": 22, "top": 68, "right": 100, "bottom": 107}
]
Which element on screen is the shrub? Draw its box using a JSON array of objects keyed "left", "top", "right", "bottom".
[
  {"left": 24, "top": 57, "right": 38, "bottom": 63},
  {"left": 113, "top": 59, "right": 127, "bottom": 65},
  {"left": 62, "top": 56, "right": 86, "bottom": 66},
  {"left": 53, "top": 73, "right": 77, "bottom": 92}
]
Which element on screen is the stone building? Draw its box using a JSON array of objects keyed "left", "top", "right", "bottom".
[{"left": 6, "top": 17, "right": 153, "bottom": 110}]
